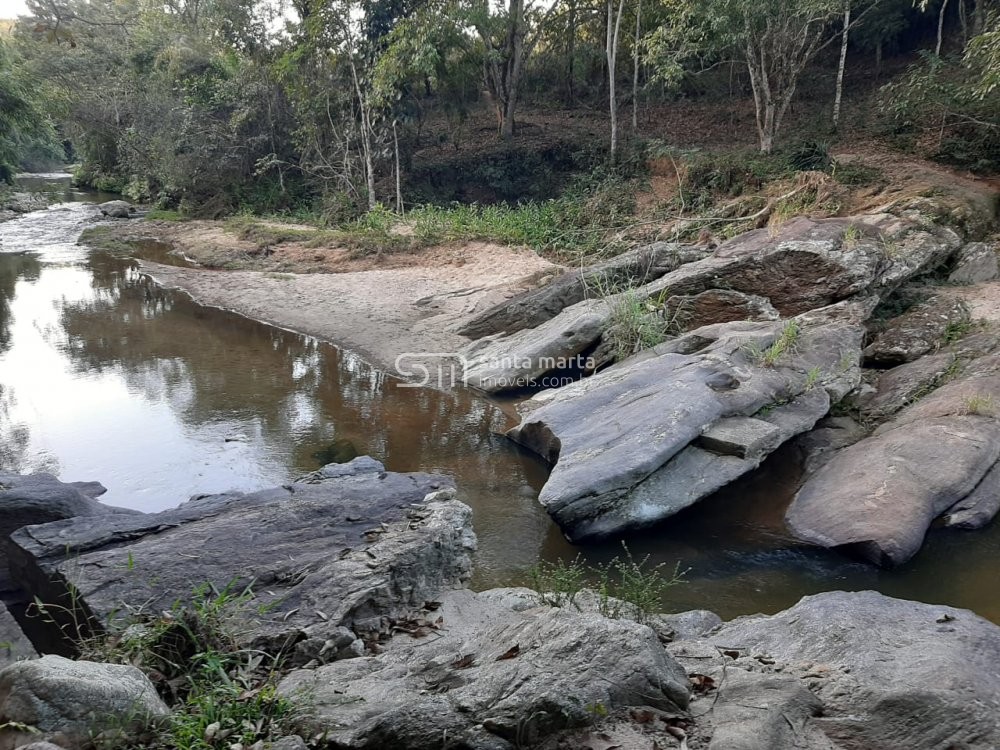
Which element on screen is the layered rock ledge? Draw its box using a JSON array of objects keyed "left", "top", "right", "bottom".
[{"left": 5, "top": 458, "right": 476, "bottom": 662}]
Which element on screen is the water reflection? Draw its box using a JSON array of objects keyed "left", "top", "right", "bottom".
[{"left": 2, "top": 176, "right": 999, "bottom": 623}]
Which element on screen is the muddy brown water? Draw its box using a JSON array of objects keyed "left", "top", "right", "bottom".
[{"left": 3, "top": 174, "right": 999, "bottom": 623}]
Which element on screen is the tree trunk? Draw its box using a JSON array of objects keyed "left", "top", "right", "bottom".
[
  {"left": 972, "top": 0, "right": 985, "bottom": 36},
  {"left": 606, "top": 0, "right": 626, "bottom": 160},
  {"left": 937, "top": 0, "right": 950, "bottom": 55},
  {"left": 566, "top": 0, "right": 576, "bottom": 104},
  {"left": 393, "top": 120, "right": 402, "bottom": 213},
  {"left": 632, "top": 0, "right": 641, "bottom": 131},
  {"left": 833, "top": 2, "right": 850, "bottom": 129}
]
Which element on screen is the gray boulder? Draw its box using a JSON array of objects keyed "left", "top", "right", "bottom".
[
  {"left": 0, "top": 655, "right": 168, "bottom": 749},
  {"left": 2, "top": 193, "right": 48, "bottom": 214},
  {"left": 948, "top": 241, "right": 998, "bottom": 284},
  {"left": 859, "top": 352, "right": 959, "bottom": 421},
  {"left": 97, "top": 200, "right": 135, "bottom": 219},
  {"left": 0, "top": 472, "right": 134, "bottom": 591},
  {"left": 458, "top": 241, "right": 707, "bottom": 339},
  {"left": 864, "top": 292, "right": 969, "bottom": 366},
  {"left": 278, "top": 588, "right": 690, "bottom": 749},
  {"left": 0, "top": 601, "right": 36, "bottom": 669},
  {"left": 462, "top": 299, "right": 608, "bottom": 391},
  {"left": 7, "top": 457, "right": 476, "bottom": 660},
  {"left": 507, "top": 301, "right": 867, "bottom": 540},
  {"left": 787, "top": 356, "right": 1000, "bottom": 565},
  {"left": 693, "top": 591, "right": 1000, "bottom": 750}
]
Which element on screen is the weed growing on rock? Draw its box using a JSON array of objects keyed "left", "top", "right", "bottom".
[
  {"left": 528, "top": 544, "right": 687, "bottom": 624},
  {"left": 962, "top": 394, "right": 996, "bottom": 416},
  {"left": 745, "top": 320, "right": 801, "bottom": 368},
  {"left": 607, "top": 291, "right": 669, "bottom": 360},
  {"left": 74, "top": 580, "right": 296, "bottom": 750}
]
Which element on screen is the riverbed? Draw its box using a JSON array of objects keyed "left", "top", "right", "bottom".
[{"left": 3, "top": 174, "right": 999, "bottom": 622}]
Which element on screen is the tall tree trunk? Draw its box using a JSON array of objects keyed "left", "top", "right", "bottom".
[
  {"left": 393, "top": 120, "right": 402, "bottom": 213},
  {"left": 632, "top": 0, "right": 641, "bottom": 131},
  {"left": 937, "top": 0, "right": 950, "bottom": 55},
  {"left": 606, "top": 0, "right": 626, "bottom": 160},
  {"left": 833, "top": 2, "right": 851, "bottom": 129},
  {"left": 566, "top": 0, "right": 577, "bottom": 104}
]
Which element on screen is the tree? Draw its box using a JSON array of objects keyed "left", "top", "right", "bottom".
[
  {"left": 0, "top": 38, "right": 60, "bottom": 181},
  {"left": 648, "top": 0, "right": 846, "bottom": 153},
  {"left": 606, "top": 0, "right": 626, "bottom": 159},
  {"left": 470, "top": 0, "right": 559, "bottom": 138},
  {"left": 832, "top": 1, "right": 851, "bottom": 128}
]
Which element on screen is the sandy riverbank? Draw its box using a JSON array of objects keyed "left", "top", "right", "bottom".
[{"left": 137, "top": 240, "right": 560, "bottom": 373}]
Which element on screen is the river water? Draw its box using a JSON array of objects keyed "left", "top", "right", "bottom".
[{"left": 3, "top": 175, "right": 999, "bottom": 622}]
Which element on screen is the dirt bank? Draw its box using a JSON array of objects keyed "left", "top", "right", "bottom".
[{"left": 137, "top": 241, "right": 559, "bottom": 373}]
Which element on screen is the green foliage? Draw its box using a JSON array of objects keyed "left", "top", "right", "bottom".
[
  {"left": 607, "top": 291, "right": 669, "bottom": 360},
  {"left": 962, "top": 394, "right": 996, "bottom": 416},
  {"left": 528, "top": 544, "right": 687, "bottom": 624},
  {"left": 879, "top": 44, "right": 1000, "bottom": 173},
  {"left": 79, "top": 580, "right": 294, "bottom": 750},
  {"left": 0, "top": 38, "right": 62, "bottom": 181},
  {"left": 745, "top": 320, "right": 801, "bottom": 367}
]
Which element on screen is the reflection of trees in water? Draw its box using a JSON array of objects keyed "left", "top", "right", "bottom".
[
  {"left": 0, "top": 254, "right": 44, "bottom": 471},
  {"left": 58, "top": 252, "right": 545, "bottom": 498},
  {"left": 0, "top": 382, "right": 34, "bottom": 472},
  {"left": 0, "top": 253, "right": 42, "bottom": 350}
]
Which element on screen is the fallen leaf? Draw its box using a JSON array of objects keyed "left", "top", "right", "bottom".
[
  {"left": 451, "top": 653, "right": 476, "bottom": 669},
  {"left": 496, "top": 644, "right": 521, "bottom": 661},
  {"left": 722, "top": 649, "right": 740, "bottom": 659}
]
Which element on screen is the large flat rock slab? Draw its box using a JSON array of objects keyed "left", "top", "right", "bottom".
[
  {"left": 6, "top": 458, "right": 476, "bottom": 659},
  {"left": 279, "top": 588, "right": 691, "bottom": 749},
  {"left": 507, "top": 301, "right": 868, "bottom": 540}
]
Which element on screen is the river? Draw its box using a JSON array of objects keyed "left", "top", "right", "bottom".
[{"left": 3, "top": 174, "right": 998, "bottom": 622}]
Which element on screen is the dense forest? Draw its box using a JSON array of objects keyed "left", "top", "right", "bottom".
[{"left": 0, "top": 0, "right": 998, "bottom": 222}]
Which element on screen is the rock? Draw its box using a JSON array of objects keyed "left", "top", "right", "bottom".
[
  {"left": 507, "top": 301, "right": 867, "bottom": 540},
  {"left": 948, "top": 241, "right": 998, "bottom": 284},
  {"left": 17, "top": 743, "right": 68, "bottom": 750},
  {"left": 7, "top": 457, "right": 476, "bottom": 660},
  {"left": 0, "top": 654, "right": 168, "bottom": 749},
  {"left": 860, "top": 352, "right": 959, "bottom": 420},
  {"left": 462, "top": 299, "right": 607, "bottom": 391},
  {"left": 662, "top": 288, "right": 780, "bottom": 331},
  {"left": 793, "top": 415, "right": 868, "bottom": 474},
  {"left": 97, "top": 200, "right": 135, "bottom": 219},
  {"left": 0, "top": 472, "right": 134, "bottom": 591},
  {"left": 941, "top": 459, "right": 1000, "bottom": 529},
  {"left": 863, "top": 293, "right": 969, "bottom": 366},
  {"left": 698, "top": 591, "right": 1000, "bottom": 750},
  {"left": 462, "top": 213, "right": 957, "bottom": 393},
  {"left": 270, "top": 737, "right": 308, "bottom": 750},
  {"left": 653, "top": 609, "right": 723, "bottom": 641},
  {"left": 458, "top": 241, "right": 707, "bottom": 339},
  {"left": 787, "top": 361, "right": 1000, "bottom": 565},
  {"left": 278, "top": 588, "right": 690, "bottom": 749},
  {"left": 2, "top": 193, "right": 48, "bottom": 214},
  {"left": 0, "top": 601, "right": 36, "bottom": 669}
]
